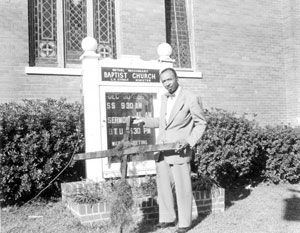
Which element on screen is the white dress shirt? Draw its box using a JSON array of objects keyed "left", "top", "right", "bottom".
[{"left": 165, "top": 86, "right": 182, "bottom": 123}]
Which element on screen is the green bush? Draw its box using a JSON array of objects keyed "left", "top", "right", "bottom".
[
  {"left": 261, "top": 125, "right": 300, "bottom": 184},
  {"left": 0, "top": 99, "right": 85, "bottom": 205},
  {"left": 195, "top": 109, "right": 266, "bottom": 187},
  {"left": 194, "top": 109, "right": 300, "bottom": 187},
  {"left": 1, "top": 100, "right": 299, "bottom": 206}
]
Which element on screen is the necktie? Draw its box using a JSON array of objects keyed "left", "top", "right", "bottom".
[{"left": 166, "top": 93, "right": 175, "bottom": 98}]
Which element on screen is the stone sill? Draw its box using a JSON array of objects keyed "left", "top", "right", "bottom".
[
  {"left": 177, "top": 70, "right": 203, "bottom": 79},
  {"left": 25, "top": 67, "right": 82, "bottom": 76}
]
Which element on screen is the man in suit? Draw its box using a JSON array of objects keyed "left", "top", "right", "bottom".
[{"left": 135, "top": 67, "right": 206, "bottom": 233}]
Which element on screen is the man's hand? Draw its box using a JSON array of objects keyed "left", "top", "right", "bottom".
[
  {"left": 132, "top": 116, "right": 145, "bottom": 126},
  {"left": 175, "top": 139, "right": 190, "bottom": 153}
]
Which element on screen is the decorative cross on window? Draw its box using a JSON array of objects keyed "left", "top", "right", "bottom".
[
  {"left": 98, "top": 45, "right": 113, "bottom": 58},
  {"left": 39, "top": 42, "right": 56, "bottom": 57}
]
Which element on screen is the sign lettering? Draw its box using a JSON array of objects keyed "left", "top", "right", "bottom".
[
  {"left": 106, "top": 93, "right": 157, "bottom": 159},
  {"left": 101, "top": 67, "right": 160, "bottom": 83}
]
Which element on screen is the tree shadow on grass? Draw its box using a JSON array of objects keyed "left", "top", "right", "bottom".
[
  {"left": 225, "top": 186, "right": 252, "bottom": 209},
  {"left": 283, "top": 188, "right": 300, "bottom": 221}
]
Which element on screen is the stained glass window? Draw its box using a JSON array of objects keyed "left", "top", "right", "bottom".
[
  {"left": 34, "top": 0, "right": 57, "bottom": 64},
  {"left": 94, "top": 0, "right": 117, "bottom": 59},
  {"left": 165, "top": 0, "right": 191, "bottom": 68},
  {"left": 65, "top": 0, "right": 87, "bottom": 63},
  {"left": 30, "top": 0, "right": 116, "bottom": 67}
]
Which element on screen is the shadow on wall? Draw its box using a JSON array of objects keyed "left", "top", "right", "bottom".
[
  {"left": 283, "top": 189, "right": 300, "bottom": 221},
  {"left": 225, "top": 187, "right": 252, "bottom": 209},
  {"left": 134, "top": 197, "right": 159, "bottom": 233}
]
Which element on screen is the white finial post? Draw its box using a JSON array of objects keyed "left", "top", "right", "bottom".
[
  {"left": 81, "top": 36, "right": 98, "bottom": 58},
  {"left": 80, "top": 37, "right": 104, "bottom": 181},
  {"left": 157, "top": 42, "right": 175, "bottom": 63}
]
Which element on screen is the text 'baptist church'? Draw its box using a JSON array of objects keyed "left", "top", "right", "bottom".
[{"left": 101, "top": 67, "right": 160, "bottom": 83}]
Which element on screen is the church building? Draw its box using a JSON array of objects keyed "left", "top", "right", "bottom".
[{"left": 0, "top": 0, "right": 299, "bottom": 126}]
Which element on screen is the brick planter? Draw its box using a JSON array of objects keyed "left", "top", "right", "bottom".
[{"left": 61, "top": 181, "right": 225, "bottom": 224}]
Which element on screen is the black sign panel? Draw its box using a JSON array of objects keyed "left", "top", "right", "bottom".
[
  {"left": 101, "top": 67, "right": 160, "bottom": 83},
  {"left": 106, "top": 92, "right": 157, "bottom": 156}
]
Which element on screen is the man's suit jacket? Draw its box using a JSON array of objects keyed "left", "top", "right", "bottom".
[{"left": 144, "top": 87, "right": 206, "bottom": 164}]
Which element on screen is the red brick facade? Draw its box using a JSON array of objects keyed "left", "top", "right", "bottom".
[
  {"left": 282, "top": 1, "right": 300, "bottom": 126},
  {"left": 0, "top": 0, "right": 299, "bottom": 125}
]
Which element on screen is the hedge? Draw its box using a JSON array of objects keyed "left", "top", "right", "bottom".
[
  {"left": 261, "top": 125, "right": 300, "bottom": 184},
  {"left": 1, "top": 100, "right": 299, "bottom": 205},
  {"left": 0, "top": 99, "right": 85, "bottom": 205},
  {"left": 195, "top": 109, "right": 300, "bottom": 188}
]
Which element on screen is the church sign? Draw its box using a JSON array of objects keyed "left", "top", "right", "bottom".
[
  {"left": 99, "top": 84, "right": 163, "bottom": 177},
  {"left": 101, "top": 67, "right": 160, "bottom": 83},
  {"left": 81, "top": 47, "right": 171, "bottom": 180}
]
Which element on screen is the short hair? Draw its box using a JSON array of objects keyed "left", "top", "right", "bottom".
[{"left": 159, "top": 67, "right": 178, "bottom": 78}]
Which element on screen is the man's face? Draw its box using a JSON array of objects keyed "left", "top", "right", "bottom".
[{"left": 160, "top": 70, "right": 179, "bottom": 94}]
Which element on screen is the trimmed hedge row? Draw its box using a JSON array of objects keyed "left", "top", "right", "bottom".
[
  {"left": 1, "top": 100, "right": 299, "bottom": 205},
  {"left": 0, "top": 99, "right": 85, "bottom": 205},
  {"left": 261, "top": 125, "right": 300, "bottom": 184},
  {"left": 195, "top": 109, "right": 300, "bottom": 187}
]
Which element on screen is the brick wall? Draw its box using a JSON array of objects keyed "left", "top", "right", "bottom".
[
  {"left": 118, "top": 0, "right": 166, "bottom": 60},
  {"left": 0, "top": 0, "right": 166, "bottom": 103},
  {"left": 282, "top": 0, "right": 300, "bottom": 126},
  {"left": 0, "top": 0, "right": 82, "bottom": 103},
  {"left": 0, "top": 0, "right": 29, "bottom": 102},
  {"left": 18, "top": 75, "right": 82, "bottom": 102},
  {"left": 61, "top": 181, "right": 225, "bottom": 224},
  {"left": 180, "top": 0, "right": 288, "bottom": 125},
  {"left": 0, "top": 0, "right": 299, "bottom": 125}
]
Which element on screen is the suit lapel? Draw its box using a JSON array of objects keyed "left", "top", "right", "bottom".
[{"left": 166, "top": 89, "right": 185, "bottom": 128}]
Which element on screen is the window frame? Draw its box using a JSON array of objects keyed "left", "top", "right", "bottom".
[
  {"left": 26, "top": 1, "right": 200, "bottom": 77},
  {"left": 165, "top": 0, "right": 195, "bottom": 70},
  {"left": 27, "top": 0, "right": 118, "bottom": 70},
  {"left": 185, "top": 0, "right": 196, "bottom": 70}
]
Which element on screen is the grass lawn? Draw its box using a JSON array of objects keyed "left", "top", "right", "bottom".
[{"left": 1, "top": 183, "right": 300, "bottom": 233}]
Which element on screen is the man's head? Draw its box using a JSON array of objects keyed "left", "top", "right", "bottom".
[{"left": 160, "top": 67, "right": 179, "bottom": 94}]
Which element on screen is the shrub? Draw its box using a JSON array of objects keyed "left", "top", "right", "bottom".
[
  {"left": 110, "top": 179, "right": 134, "bottom": 232},
  {"left": 0, "top": 99, "right": 85, "bottom": 206},
  {"left": 1, "top": 99, "right": 299, "bottom": 206},
  {"left": 194, "top": 109, "right": 266, "bottom": 188},
  {"left": 261, "top": 125, "right": 300, "bottom": 184},
  {"left": 194, "top": 109, "right": 300, "bottom": 187}
]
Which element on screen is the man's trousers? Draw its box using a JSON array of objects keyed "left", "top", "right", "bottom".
[{"left": 156, "top": 159, "right": 193, "bottom": 228}]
